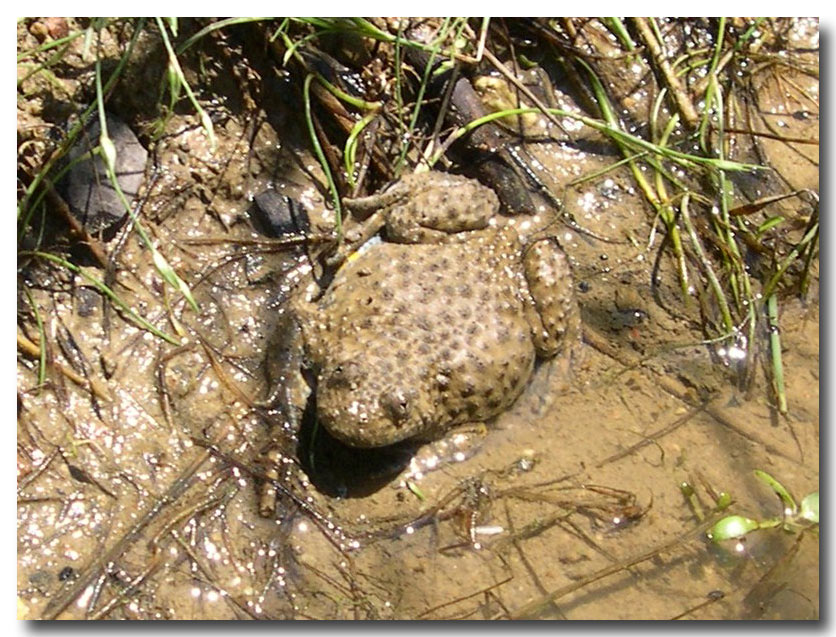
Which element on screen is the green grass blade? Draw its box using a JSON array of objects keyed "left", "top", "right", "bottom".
[
  {"left": 22, "top": 286, "right": 47, "bottom": 388},
  {"left": 27, "top": 251, "right": 180, "bottom": 345},
  {"left": 155, "top": 17, "right": 216, "bottom": 152},
  {"left": 766, "top": 294, "right": 788, "bottom": 414},
  {"left": 176, "top": 17, "right": 268, "bottom": 54},
  {"left": 344, "top": 112, "right": 378, "bottom": 189},
  {"left": 303, "top": 73, "right": 342, "bottom": 236}
]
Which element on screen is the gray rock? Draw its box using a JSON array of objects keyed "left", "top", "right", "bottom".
[
  {"left": 251, "top": 189, "right": 310, "bottom": 237},
  {"left": 61, "top": 113, "right": 148, "bottom": 233}
]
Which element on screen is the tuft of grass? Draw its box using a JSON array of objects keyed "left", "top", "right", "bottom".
[
  {"left": 286, "top": 17, "right": 482, "bottom": 61},
  {"left": 154, "top": 17, "right": 216, "bottom": 153},
  {"left": 93, "top": 44, "right": 199, "bottom": 312},
  {"left": 427, "top": 104, "right": 762, "bottom": 175},
  {"left": 394, "top": 17, "right": 452, "bottom": 174},
  {"left": 19, "top": 19, "right": 201, "bottom": 324}
]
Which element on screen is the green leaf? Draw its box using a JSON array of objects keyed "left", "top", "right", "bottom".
[
  {"left": 800, "top": 492, "right": 819, "bottom": 524},
  {"left": 715, "top": 491, "right": 732, "bottom": 510},
  {"left": 757, "top": 215, "right": 786, "bottom": 234},
  {"left": 98, "top": 133, "right": 117, "bottom": 174},
  {"left": 707, "top": 515, "right": 760, "bottom": 542},
  {"left": 754, "top": 470, "right": 797, "bottom": 515},
  {"left": 199, "top": 109, "right": 217, "bottom": 153},
  {"left": 406, "top": 481, "right": 426, "bottom": 501},
  {"left": 164, "top": 17, "right": 178, "bottom": 37},
  {"left": 344, "top": 112, "right": 377, "bottom": 188},
  {"left": 166, "top": 59, "right": 183, "bottom": 107},
  {"left": 151, "top": 249, "right": 198, "bottom": 312}
]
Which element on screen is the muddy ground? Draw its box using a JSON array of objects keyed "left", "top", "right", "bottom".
[{"left": 17, "top": 18, "right": 818, "bottom": 619}]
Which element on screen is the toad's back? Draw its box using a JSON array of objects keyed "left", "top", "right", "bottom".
[{"left": 305, "top": 226, "right": 537, "bottom": 445}]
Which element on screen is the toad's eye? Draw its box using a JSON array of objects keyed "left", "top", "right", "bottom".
[
  {"left": 325, "top": 361, "right": 363, "bottom": 389},
  {"left": 380, "top": 390, "right": 412, "bottom": 426}
]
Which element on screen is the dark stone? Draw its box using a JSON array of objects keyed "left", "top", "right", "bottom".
[
  {"left": 75, "top": 286, "right": 100, "bottom": 317},
  {"left": 60, "top": 113, "right": 148, "bottom": 233},
  {"left": 251, "top": 189, "right": 310, "bottom": 237}
]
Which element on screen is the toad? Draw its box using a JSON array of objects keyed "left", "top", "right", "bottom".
[{"left": 265, "top": 171, "right": 580, "bottom": 451}]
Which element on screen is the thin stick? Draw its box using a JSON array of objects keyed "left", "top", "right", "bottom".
[
  {"left": 17, "top": 331, "right": 112, "bottom": 401},
  {"left": 632, "top": 18, "right": 700, "bottom": 128}
]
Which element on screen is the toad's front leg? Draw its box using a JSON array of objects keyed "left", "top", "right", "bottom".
[
  {"left": 323, "top": 181, "right": 413, "bottom": 267},
  {"left": 258, "top": 309, "right": 313, "bottom": 518}
]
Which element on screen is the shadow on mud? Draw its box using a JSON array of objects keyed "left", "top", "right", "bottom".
[{"left": 294, "top": 395, "right": 418, "bottom": 498}]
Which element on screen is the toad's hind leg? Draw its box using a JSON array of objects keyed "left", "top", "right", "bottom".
[
  {"left": 399, "top": 423, "right": 488, "bottom": 485},
  {"left": 521, "top": 237, "right": 581, "bottom": 360}
]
